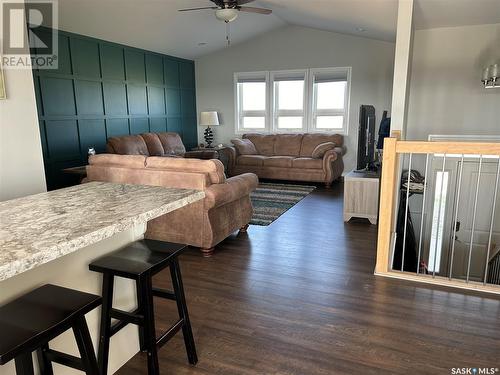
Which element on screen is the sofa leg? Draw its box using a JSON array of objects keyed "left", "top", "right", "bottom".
[
  {"left": 239, "top": 224, "right": 249, "bottom": 233},
  {"left": 200, "top": 247, "right": 215, "bottom": 257}
]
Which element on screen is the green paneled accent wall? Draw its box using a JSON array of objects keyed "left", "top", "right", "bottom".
[{"left": 33, "top": 30, "right": 198, "bottom": 190}]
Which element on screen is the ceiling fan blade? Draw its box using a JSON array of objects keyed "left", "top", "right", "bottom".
[
  {"left": 238, "top": 6, "right": 272, "bottom": 14},
  {"left": 178, "top": 6, "right": 219, "bottom": 12},
  {"left": 237, "top": 0, "right": 257, "bottom": 4}
]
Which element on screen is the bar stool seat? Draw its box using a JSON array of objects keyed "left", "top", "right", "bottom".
[
  {"left": 89, "top": 239, "right": 198, "bottom": 375},
  {"left": 0, "top": 284, "right": 101, "bottom": 374}
]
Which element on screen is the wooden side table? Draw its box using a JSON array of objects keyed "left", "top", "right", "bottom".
[
  {"left": 343, "top": 170, "right": 380, "bottom": 225},
  {"left": 191, "top": 146, "right": 230, "bottom": 171}
]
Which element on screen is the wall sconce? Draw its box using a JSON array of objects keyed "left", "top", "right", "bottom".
[{"left": 482, "top": 63, "right": 499, "bottom": 89}]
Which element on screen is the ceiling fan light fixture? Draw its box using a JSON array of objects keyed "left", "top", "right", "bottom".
[{"left": 215, "top": 8, "right": 239, "bottom": 23}]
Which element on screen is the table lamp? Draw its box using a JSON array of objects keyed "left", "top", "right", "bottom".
[{"left": 199, "top": 111, "right": 220, "bottom": 148}]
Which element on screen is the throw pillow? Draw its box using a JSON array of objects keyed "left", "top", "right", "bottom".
[
  {"left": 231, "top": 138, "right": 258, "bottom": 155},
  {"left": 311, "top": 142, "right": 336, "bottom": 159}
]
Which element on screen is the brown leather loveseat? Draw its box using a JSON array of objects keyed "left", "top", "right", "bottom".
[
  {"left": 86, "top": 154, "right": 258, "bottom": 256},
  {"left": 225, "top": 133, "right": 344, "bottom": 186},
  {"left": 106, "top": 132, "right": 217, "bottom": 160}
]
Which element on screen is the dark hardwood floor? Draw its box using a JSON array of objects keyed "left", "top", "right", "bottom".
[{"left": 118, "top": 183, "right": 500, "bottom": 375}]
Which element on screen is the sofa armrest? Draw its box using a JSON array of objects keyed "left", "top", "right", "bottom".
[
  {"left": 184, "top": 150, "right": 219, "bottom": 160},
  {"left": 204, "top": 173, "right": 258, "bottom": 210},
  {"left": 323, "top": 148, "right": 344, "bottom": 183},
  {"left": 218, "top": 146, "right": 237, "bottom": 174}
]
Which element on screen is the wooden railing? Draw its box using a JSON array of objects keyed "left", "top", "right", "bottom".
[{"left": 374, "top": 138, "right": 500, "bottom": 294}]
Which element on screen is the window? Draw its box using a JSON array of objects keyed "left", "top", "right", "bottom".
[
  {"left": 234, "top": 67, "right": 350, "bottom": 134},
  {"left": 310, "top": 68, "right": 350, "bottom": 131},
  {"left": 271, "top": 70, "right": 307, "bottom": 132},
  {"left": 235, "top": 72, "right": 269, "bottom": 133}
]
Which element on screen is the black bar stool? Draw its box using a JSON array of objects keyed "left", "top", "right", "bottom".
[
  {"left": 0, "top": 284, "right": 101, "bottom": 375},
  {"left": 89, "top": 239, "right": 198, "bottom": 375}
]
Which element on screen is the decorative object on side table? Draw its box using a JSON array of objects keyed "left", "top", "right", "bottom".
[{"left": 199, "top": 111, "right": 220, "bottom": 148}]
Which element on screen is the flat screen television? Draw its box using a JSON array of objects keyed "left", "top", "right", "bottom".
[{"left": 356, "top": 105, "right": 376, "bottom": 171}]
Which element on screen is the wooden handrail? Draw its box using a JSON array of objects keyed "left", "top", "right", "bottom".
[{"left": 395, "top": 141, "right": 500, "bottom": 155}]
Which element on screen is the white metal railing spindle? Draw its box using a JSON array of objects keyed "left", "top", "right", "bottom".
[
  {"left": 484, "top": 158, "right": 500, "bottom": 285},
  {"left": 449, "top": 155, "right": 465, "bottom": 280},
  {"left": 433, "top": 155, "right": 447, "bottom": 278},
  {"left": 466, "top": 155, "right": 483, "bottom": 283},
  {"left": 417, "top": 154, "right": 430, "bottom": 274}
]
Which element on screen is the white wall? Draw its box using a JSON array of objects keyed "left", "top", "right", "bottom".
[
  {"left": 406, "top": 23, "right": 500, "bottom": 140},
  {"left": 0, "top": 34, "right": 46, "bottom": 201},
  {"left": 195, "top": 25, "right": 395, "bottom": 172}
]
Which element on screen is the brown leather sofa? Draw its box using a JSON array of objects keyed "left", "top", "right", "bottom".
[
  {"left": 86, "top": 154, "right": 258, "bottom": 257},
  {"left": 106, "top": 132, "right": 217, "bottom": 159},
  {"left": 224, "top": 133, "right": 344, "bottom": 186}
]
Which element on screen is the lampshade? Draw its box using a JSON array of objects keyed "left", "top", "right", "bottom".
[{"left": 200, "top": 111, "right": 220, "bottom": 126}]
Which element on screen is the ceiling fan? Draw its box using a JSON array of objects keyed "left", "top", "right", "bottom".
[{"left": 179, "top": 0, "right": 272, "bottom": 23}]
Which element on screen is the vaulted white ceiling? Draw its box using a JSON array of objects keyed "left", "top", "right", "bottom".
[{"left": 57, "top": 0, "right": 500, "bottom": 60}]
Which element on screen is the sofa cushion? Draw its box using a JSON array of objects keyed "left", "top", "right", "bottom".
[
  {"left": 237, "top": 155, "right": 267, "bottom": 167},
  {"left": 156, "top": 132, "right": 186, "bottom": 155},
  {"left": 263, "top": 156, "right": 294, "bottom": 168},
  {"left": 292, "top": 157, "right": 323, "bottom": 169},
  {"left": 243, "top": 134, "right": 276, "bottom": 156},
  {"left": 140, "top": 133, "right": 164, "bottom": 156},
  {"left": 106, "top": 135, "right": 150, "bottom": 156},
  {"left": 300, "top": 134, "right": 343, "bottom": 157},
  {"left": 231, "top": 138, "right": 258, "bottom": 155},
  {"left": 311, "top": 142, "right": 336, "bottom": 159},
  {"left": 146, "top": 157, "right": 225, "bottom": 184},
  {"left": 273, "top": 134, "right": 303, "bottom": 156}
]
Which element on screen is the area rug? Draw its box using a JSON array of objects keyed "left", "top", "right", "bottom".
[{"left": 250, "top": 183, "right": 316, "bottom": 226}]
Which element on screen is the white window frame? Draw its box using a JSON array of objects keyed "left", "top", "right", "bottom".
[
  {"left": 308, "top": 67, "right": 351, "bottom": 134},
  {"left": 234, "top": 71, "right": 270, "bottom": 134},
  {"left": 270, "top": 69, "right": 309, "bottom": 133},
  {"left": 234, "top": 67, "right": 351, "bottom": 135}
]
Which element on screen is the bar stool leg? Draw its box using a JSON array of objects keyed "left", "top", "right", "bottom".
[
  {"left": 36, "top": 344, "right": 54, "bottom": 375},
  {"left": 142, "top": 276, "right": 160, "bottom": 375},
  {"left": 73, "top": 316, "right": 100, "bottom": 375},
  {"left": 14, "top": 352, "right": 34, "bottom": 375},
  {"left": 170, "top": 259, "right": 198, "bottom": 365},
  {"left": 98, "top": 273, "right": 114, "bottom": 375},
  {"left": 135, "top": 279, "right": 146, "bottom": 352}
]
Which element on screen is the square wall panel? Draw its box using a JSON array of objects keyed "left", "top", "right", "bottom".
[
  {"left": 130, "top": 118, "right": 149, "bottom": 134},
  {"left": 55, "top": 34, "right": 72, "bottom": 75},
  {"left": 182, "top": 117, "right": 198, "bottom": 149},
  {"left": 166, "top": 88, "right": 181, "bottom": 116},
  {"left": 164, "top": 59, "right": 179, "bottom": 88},
  {"left": 167, "top": 117, "right": 182, "bottom": 135},
  {"left": 125, "top": 50, "right": 145, "bottom": 83},
  {"left": 79, "top": 120, "right": 107, "bottom": 154},
  {"left": 148, "top": 86, "right": 165, "bottom": 115},
  {"left": 181, "top": 89, "right": 196, "bottom": 116},
  {"left": 70, "top": 38, "right": 101, "bottom": 78},
  {"left": 128, "top": 85, "right": 148, "bottom": 115},
  {"left": 40, "top": 77, "right": 76, "bottom": 116},
  {"left": 106, "top": 119, "right": 130, "bottom": 138},
  {"left": 103, "top": 82, "right": 128, "bottom": 115},
  {"left": 146, "top": 54, "right": 163, "bottom": 85},
  {"left": 179, "top": 61, "right": 195, "bottom": 89},
  {"left": 150, "top": 118, "right": 167, "bottom": 133},
  {"left": 75, "top": 80, "right": 104, "bottom": 115},
  {"left": 101, "top": 44, "right": 125, "bottom": 80},
  {"left": 46, "top": 120, "right": 80, "bottom": 160}
]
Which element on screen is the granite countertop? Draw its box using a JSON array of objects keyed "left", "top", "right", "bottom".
[{"left": 0, "top": 182, "right": 205, "bottom": 281}]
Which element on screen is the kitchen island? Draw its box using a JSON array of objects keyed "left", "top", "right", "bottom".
[{"left": 0, "top": 182, "right": 204, "bottom": 374}]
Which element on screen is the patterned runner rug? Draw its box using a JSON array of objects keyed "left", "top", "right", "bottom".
[{"left": 250, "top": 183, "right": 316, "bottom": 226}]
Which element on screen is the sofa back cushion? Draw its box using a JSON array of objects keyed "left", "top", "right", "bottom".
[
  {"left": 274, "top": 134, "right": 303, "bottom": 156},
  {"left": 231, "top": 138, "right": 258, "bottom": 155},
  {"left": 156, "top": 132, "right": 186, "bottom": 155},
  {"left": 146, "top": 157, "right": 226, "bottom": 184},
  {"left": 140, "top": 133, "right": 164, "bottom": 156},
  {"left": 243, "top": 134, "right": 276, "bottom": 156},
  {"left": 300, "top": 134, "right": 343, "bottom": 157},
  {"left": 106, "top": 135, "right": 150, "bottom": 156}
]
